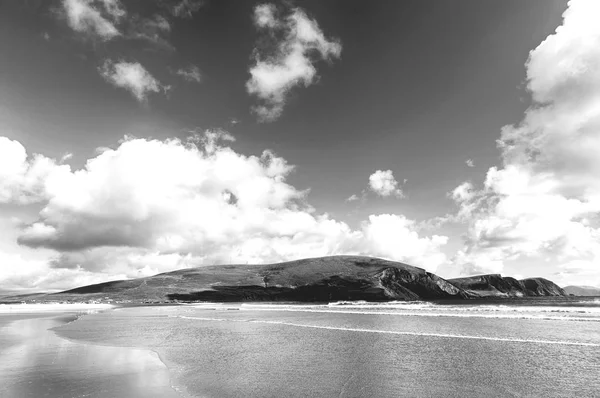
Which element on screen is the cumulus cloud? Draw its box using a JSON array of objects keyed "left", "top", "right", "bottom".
[
  {"left": 246, "top": 4, "right": 342, "bottom": 122},
  {"left": 99, "top": 60, "right": 165, "bottom": 102},
  {"left": 0, "top": 250, "right": 125, "bottom": 293},
  {"left": 176, "top": 65, "right": 202, "bottom": 83},
  {"left": 369, "top": 170, "right": 405, "bottom": 198},
  {"left": 61, "top": 0, "right": 125, "bottom": 40},
  {"left": 0, "top": 137, "right": 68, "bottom": 204},
  {"left": 465, "top": 159, "right": 475, "bottom": 167},
  {"left": 448, "top": 0, "right": 600, "bottom": 285},
  {"left": 0, "top": 131, "right": 448, "bottom": 290}
]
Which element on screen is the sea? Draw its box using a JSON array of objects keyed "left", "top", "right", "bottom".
[{"left": 1, "top": 297, "right": 600, "bottom": 397}]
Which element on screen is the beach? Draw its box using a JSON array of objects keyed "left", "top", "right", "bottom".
[
  {"left": 0, "top": 305, "right": 180, "bottom": 398},
  {"left": 38, "top": 298, "right": 600, "bottom": 398}
]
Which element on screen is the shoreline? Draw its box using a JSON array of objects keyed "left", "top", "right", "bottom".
[
  {"left": 0, "top": 306, "right": 185, "bottom": 398},
  {"left": 50, "top": 306, "right": 192, "bottom": 398},
  {"left": 0, "top": 303, "right": 115, "bottom": 313}
]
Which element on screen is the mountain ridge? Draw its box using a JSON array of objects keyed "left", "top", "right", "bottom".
[{"left": 1, "top": 256, "right": 568, "bottom": 303}]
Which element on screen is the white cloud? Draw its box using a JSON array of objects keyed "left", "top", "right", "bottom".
[
  {"left": 253, "top": 4, "right": 279, "bottom": 28},
  {"left": 176, "top": 65, "right": 202, "bottom": 83},
  {"left": 465, "top": 159, "right": 474, "bottom": 167},
  {"left": 368, "top": 170, "right": 404, "bottom": 198},
  {"left": 99, "top": 60, "right": 165, "bottom": 102},
  {"left": 0, "top": 137, "right": 67, "bottom": 204},
  {"left": 449, "top": 0, "right": 600, "bottom": 285},
  {"left": 246, "top": 4, "right": 342, "bottom": 122},
  {"left": 61, "top": 0, "right": 125, "bottom": 41},
  {"left": 0, "top": 131, "right": 448, "bottom": 290},
  {"left": 360, "top": 214, "right": 449, "bottom": 272}
]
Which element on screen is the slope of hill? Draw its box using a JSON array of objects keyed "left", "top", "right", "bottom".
[
  {"left": 448, "top": 274, "right": 566, "bottom": 297},
  {"left": 563, "top": 285, "right": 600, "bottom": 296},
  {"left": 44, "top": 256, "right": 468, "bottom": 303},
  {"left": 2, "top": 256, "right": 568, "bottom": 303}
]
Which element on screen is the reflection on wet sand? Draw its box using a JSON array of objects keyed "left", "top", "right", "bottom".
[{"left": 0, "top": 313, "right": 180, "bottom": 398}]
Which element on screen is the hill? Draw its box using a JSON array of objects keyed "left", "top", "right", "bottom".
[
  {"left": 563, "top": 285, "right": 600, "bottom": 296},
  {"left": 2, "top": 256, "right": 568, "bottom": 303},
  {"left": 448, "top": 274, "right": 566, "bottom": 297}
]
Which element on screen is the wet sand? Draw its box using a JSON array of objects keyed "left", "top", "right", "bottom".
[
  {"left": 0, "top": 310, "right": 180, "bottom": 398},
  {"left": 54, "top": 304, "right": 600, "bottom": 398}
]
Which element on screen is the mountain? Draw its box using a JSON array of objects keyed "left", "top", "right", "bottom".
[
  {"left": 448, "top": 274, "right": 566, "bottom": 297},
  {"left": 2, "top": 256, "right": 567, "bottom": 303},
  {"left": 563, "top": 285, "right": 600, "bottom": 296}
]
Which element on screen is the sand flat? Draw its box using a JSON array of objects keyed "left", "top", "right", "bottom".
[{"left": 0, "top": 309, "right": 181, "bottom": 398}]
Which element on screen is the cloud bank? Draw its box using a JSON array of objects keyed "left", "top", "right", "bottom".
[
  {"left": 246, "top": 4, "right": 342, "bottom": 122},
  {"left": 449, "top": 0, "right": 600, "bottom": 286},
  {"left": 0, "top": 132, "right": 447, "bottom": 290}
]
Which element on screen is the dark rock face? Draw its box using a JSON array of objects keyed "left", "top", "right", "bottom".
[
  {"left": 449, "top": 274, "right": 566, "bottom": 298},
  {"left": 521, "top": 278, "right": 566, "bottom": 296},
  {"left": 375, "top": 267, "right": 467, "bottom": 300}
]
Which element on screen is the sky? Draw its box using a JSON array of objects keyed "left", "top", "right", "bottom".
[{"left": 3, "top": 0, "right": 600, "bottom": 292}]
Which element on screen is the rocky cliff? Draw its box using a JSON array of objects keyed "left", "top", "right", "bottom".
[{"left": 448, "top": 274, "right": 566, "bottom": 298}]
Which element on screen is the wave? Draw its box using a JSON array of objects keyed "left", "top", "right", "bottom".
[
  {"left": 174, "top": 315, "right": 600, "bottom": 347},
  {"left": 574, "top": 298, "right": 600, "bottom": 304},
  {"left": 232, "top": 306, "right": 600, "bottom": 322},
  {"left": 235, "top": 302, "right": 600, "bottom": 318}
]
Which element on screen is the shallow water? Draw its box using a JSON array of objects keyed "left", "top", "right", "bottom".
[
  {"left": 0, "top": 312, "right": 179, "bottom": 398},
  {"left": 54, "top": 297, "right": 600, "bottom": 398}
]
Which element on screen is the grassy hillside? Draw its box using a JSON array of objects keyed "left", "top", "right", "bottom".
[{"left": 14, "top": 256, "right": 465, "bottom": 303}]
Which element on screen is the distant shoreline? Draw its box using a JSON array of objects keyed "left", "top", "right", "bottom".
[{"left": 0, "top": 303, "right": 115, "bottom": 313}]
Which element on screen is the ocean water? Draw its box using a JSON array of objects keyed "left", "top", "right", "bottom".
[{"left": 47, "top": 297, "right": 600, "bottom": 398}]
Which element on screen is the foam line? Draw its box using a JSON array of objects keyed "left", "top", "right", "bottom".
[
  {"left": 175, "top": 315, "right": 600, "bottom": 347},
  {"left": 235, "top": 307, "right": 600, "bottom": 322}
]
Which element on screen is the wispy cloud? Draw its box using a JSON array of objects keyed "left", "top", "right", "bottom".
[
  {"left": 246, "top": 3, "right": 342, "bottom": 122},
  {"left": 59, "top": 153, "right": 73, "bottom": 163},
  {"left": 99, "top": 60, "right": 165, "bottom": 102},
  {"left": 346, "top": 194, "right": 360, "bottom": 202},
  {"left": 163, "top": 0, "right": 204, "bottom": 19},
  {"left": 127, "top": 14, "right": 174, "bottom": 51},
  {"left": 61, "top": 0, "right": 125, "bottom": 41},
  {"left": 176, "top": 65, "right": 202, "bottom": 83},
  {"left": 465, "top": 159, "right": 475, "bottom": 167}
]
